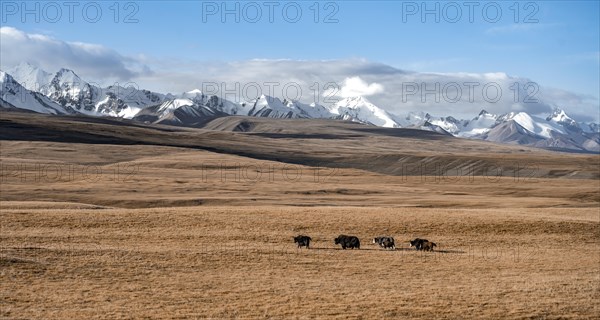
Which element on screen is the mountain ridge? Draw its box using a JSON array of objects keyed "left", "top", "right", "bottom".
[{"left": 2, "top": 64, "right": 598, "bottom": 153}]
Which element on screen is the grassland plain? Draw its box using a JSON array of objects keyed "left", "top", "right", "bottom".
[
  {"left": 1, "top": 205, "right": 599, "bottom": 319},
  {"left": 1, "top": 114, "right": 599, "bottom": 319}
]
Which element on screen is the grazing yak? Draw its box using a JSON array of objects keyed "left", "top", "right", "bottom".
[
  {"left": 293, "top": 235, "right": 312, "bottom": 249},
  {"left": 421, "top": 241, "right": 437, "bottom": 251},
  {"left": 409, "top": 238, "right": 429, "bottom": 250},
  {"left": 373, "top": 236, "right": 395, "bottom": 250},
  {"left": 334, "top": 235, "right": 360, "bottom": 249},
  {"left": 409, "top": 238, "right": 436, "bottom": 251}
]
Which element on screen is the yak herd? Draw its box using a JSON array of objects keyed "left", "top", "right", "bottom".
[{"left": 293, "top": 235, "right": 437, "bottom": 251}]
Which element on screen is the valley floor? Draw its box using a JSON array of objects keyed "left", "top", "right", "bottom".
[
  {"left": 1, "top": 205, "right": 599, "bottom": 319},
  {"left": 0, "top": 141, "right": 598, "bottom": 209}
]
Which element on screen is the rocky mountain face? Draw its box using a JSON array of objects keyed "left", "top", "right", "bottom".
[
  {"left": 0, "top": 71, "right": 68, "bottom": 114},
  {"left": 6, "top": 62, "right": 168, "bottom": 118}
]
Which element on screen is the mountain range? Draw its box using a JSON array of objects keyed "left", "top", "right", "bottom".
[{"left": 1, "top": 63, "right": 598, "bottom": 153}]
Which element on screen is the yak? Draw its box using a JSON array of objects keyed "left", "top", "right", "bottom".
[
  {"left": 409, "top": 238, "right": 429, "bottom": 250},
  {"left": 409, "top": 238, "right": 436, "bottom": 251},
  {"left": 373, "top": 236, "right": 395, "bottom": 250},
  {"left": 334, "top": 235, "right": 360, "bottom": 249},
  {"left": 293, "top": 235, "right": 312, "bottom": 249}
]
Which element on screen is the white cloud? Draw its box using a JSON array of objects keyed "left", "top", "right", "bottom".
[
  {"left": 327, "top": 76, "right": 384, "bottom": 98},
  {"left": 0, "top": 26, "right": 151, "bottom": 81}
]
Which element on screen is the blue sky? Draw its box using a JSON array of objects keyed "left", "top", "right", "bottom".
[{"left": 1, "top": 1, "right": 599, "bottom": 120}]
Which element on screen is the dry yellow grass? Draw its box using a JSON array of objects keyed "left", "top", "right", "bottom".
[
  {"left": 1, "top": 114, "right": 599, "bottom": 319},
  {"left": 1, "top": 206, "right": 599, "bottom": 319},
  {"left": 1, "top": 141, "right": 598, "bottom": 209}
]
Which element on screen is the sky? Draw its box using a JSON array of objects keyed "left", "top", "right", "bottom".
[{"left": 1, "top": 0, "right": 599, "bottom": 121}]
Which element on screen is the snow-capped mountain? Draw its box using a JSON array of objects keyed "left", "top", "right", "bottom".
[
  {"left": 398, "top": 108, "right": 599, "bottom": 152},
  {"left": 498, "top": 112, "right": 566, "bottom": 139},
  {"left": 456, "top": 110, "right": 499, "bottom": 137},
  {"left": 546, "top": 107, "right": 583, "bottom": 133},
  {"left": 46, "top": 68, "right": 101, "bottom": 114},
  {"left": 7, "top": 63, "right": 167, "bottom": 119},
  {"left": 1, "top": 65, "right": 598, "bottom": 153},
  {"left": 0, "top": 71, "right": 69, "bottom": 114},
  {"left": 133, "top": 91, "right": 231, "bottom": 126},
  {"left": 395, "top": 111, "right": 428, "bottom": 127},
  {"left": 427, "top": 115, "right": 464, "bottom": 135},
  {"left": 180, "top": 89, "right": 242, "bottom": 115},
  {"left": 244, "top": 94, "right": 306, "bottom": 119},
  {"left": 282, "top": 99, "right": 334, "bottom": 119},
  {"left": 133, "top": 93, "right": 337, "bottom": 126},
  {"left": 392, "top": 111, "right": 454, "bottom": 135},
  {"left": 478, "top": 110, "right": 599, "bottom": 152},
  {"left": 332, "top": 96, "right": 399, "bottom": 128},
  {"left": 7, "top": 62, "right": 54, "bottom": 93}
]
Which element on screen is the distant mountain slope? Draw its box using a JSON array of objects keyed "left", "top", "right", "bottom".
[{"left": 0, "top": 71, "right": 69, "bottom": 114}]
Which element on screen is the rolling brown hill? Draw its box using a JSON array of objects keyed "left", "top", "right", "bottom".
[
  {"left": 1, "top": 111, "right": 598, "bottom": 209},
  {"left": 1, "top": 112, "right": 598, "bottom": 179}
]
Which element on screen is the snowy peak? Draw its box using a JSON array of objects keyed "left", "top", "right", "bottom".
[
  {"left": 0, "top": 71, "right": 19, "bottom": 91},
  {"left": 282, "top": 99, "right": 334, "bottom": 119},
  {"left": 546, "top": 107, "right": 580, "bottom": 131},
  {"left": 143, "top": 90, "right": 243, "bottom": 122},
  {"left": 475, "top": 109, "right": 497, "bottom": 119},
  {"left": 9, "top": 63, "right": 86, "bottom": 90},
  {"left": 334, "top": 96, "right": 390, "bottom": 115},
  {"left": 454, "top": 109, "right": 499, "bottom": 137},
  {"left": 427, "top": 116, "right": 463, "bottom": 135},
  {"left": 245, "top": 94, "right": 301, "bottom": 118},
  {"left": 4, "top": 67, "right": 166, "bottom": 119},
  {"left": 478, "top": 109, "right": 492, "bottom": 116},
  {"left": 8, "top": 62, "right": 53, "bottom": 92},
  {"left": 54, "top": 68, "right": 83, "bottom": 83},
  {"left": 49, "top": 68, "right": 89, "bottom": 96},
  {"left": 336, "top": 96, "right": 373, "bottom": 109},
  {"left": 254, "top": 94, "right": 294, "bottom": 111},
  {"left": 0, "top": 70, "right": 69, "bottom": 114},
  {"left": 443, "top": 116, "right": 461, "bottom": 125},
  {"left": 547, "top": 108, "right": 572, "bottom": 122},
  {"left": 502, "top": 112, "right": 566, "bottom": 139},
  {"left": 46, "top": 68, "right": 98, "bottom": 113},
  {"left": 333, "top": 96, "right": 399, "bottom": 128}
]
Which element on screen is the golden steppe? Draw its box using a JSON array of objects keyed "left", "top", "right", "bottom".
[{"left": 1, "top": 112, "right": 599, "bottom": 319}]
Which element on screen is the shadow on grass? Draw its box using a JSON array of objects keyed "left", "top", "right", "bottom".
[
  {"left": 304, "top": 247, "right": 466, "bottom": 254},
  {"left": 435, "top": 249, "right": 467, "bottom": 254},
  {"left": 304, "top": 247, "right": 378, "bottom": 251}
]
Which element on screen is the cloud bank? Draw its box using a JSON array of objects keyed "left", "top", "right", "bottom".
[{"left": 0, "top": 27, "right": 151, "bottom": 81}]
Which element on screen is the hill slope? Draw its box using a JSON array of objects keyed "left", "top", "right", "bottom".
[{"left": 1, "top": 112, "right": 598, "bottom": 179}]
